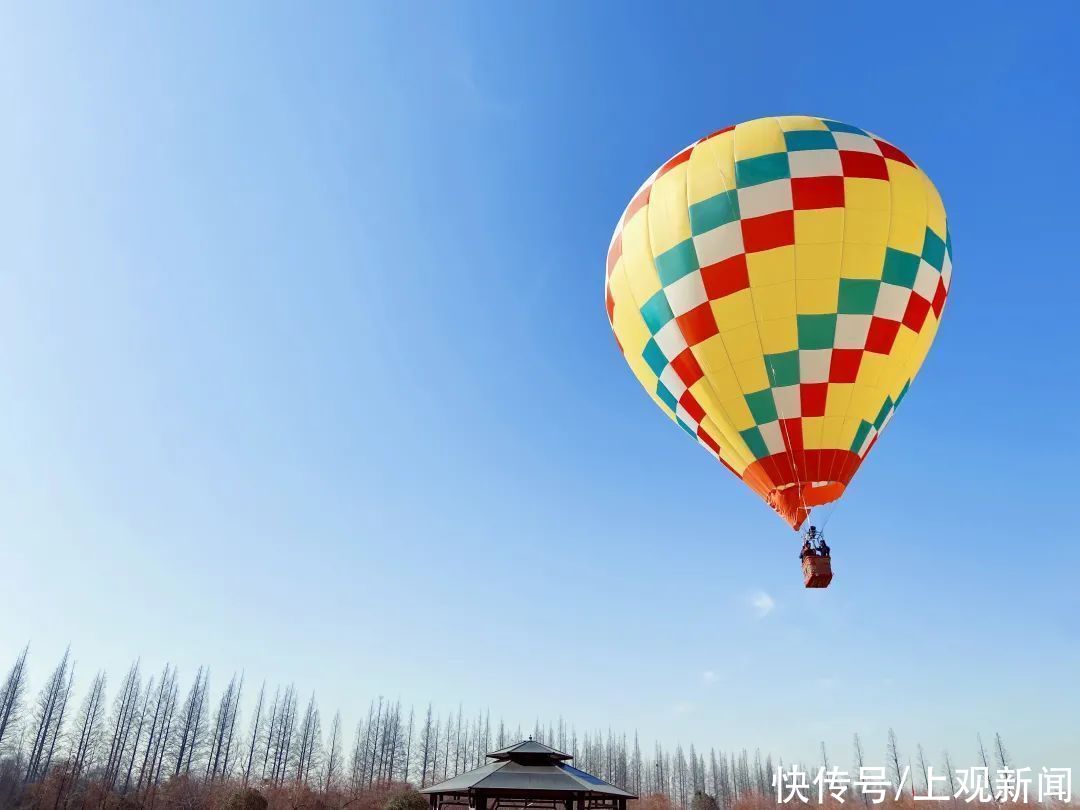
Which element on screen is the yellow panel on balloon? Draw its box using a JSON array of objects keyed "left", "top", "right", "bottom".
[
  {"left": 798, "top": 278, "right": 839, "bottom": 314},
  {"left": 844, "top": 178, "right": 891, "bottom": 212},
  {"left": 776, "top": 115, "right": 828, "bottom": 132},
  {"left": 795, "top": 209, "right": 845, "bottom": 246},
  {"left": 686, "top": 132, "right": 736, "bottom": 204},
  {"left": 647, "top": 168, "right": 692, "bottom": 255},
  {"left": 620, "top": 214, "right": 662, "bottom": 304},
  {"left": 734, "top": 118, "right": 785, "bottom": 159},
  {"left": 795, "top": 244, "right": 844, "bottom": 280}
]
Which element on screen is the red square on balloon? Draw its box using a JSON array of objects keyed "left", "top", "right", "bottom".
[
  {"left": 741, "top": 211, "right": 795, "bottom": 253},
  {"left": 829, "top": 349, "right": 863, "bottom": 383},
  {"left": 780, "top": 418, "right": 804, "bottom": 452},
  {"left": 698, "top": 427, "right": 721, "bottom": 456},
  {"left": 792, "top": 176, "right": 845, "bottom": 210},
  {"left": 902, "top": 293, "right": 931, "bottom": 333},
  {"left": 679, "top": 391, "right": 706, "bottom": 423},
  {"left": 874, "top": 139, "right": 915, "bottom": 167},
  {"left": 865, "top": 317, "right": 901, "bottom": 354},
  {"left": 700, "top": 254, "right": 750, "bottom": 300},
  {"left": 800, "top": 383, "right": 828, "bottom": 417},
  {"left": 840, "top": 150, "right": 889, "bottom": 180},
  {"left": 676, "top": 302, "right": 720, "bottom": 346},
  {"left": 931, "top": 278, "right": 947, "bottom": 318},
  {"left": 671, "top": 348, "right": 704, "bottom": 386}
]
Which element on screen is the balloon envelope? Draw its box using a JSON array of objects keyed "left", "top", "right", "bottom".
[{"left": 604, "top": 116, "right": 951, "bottom": 529}]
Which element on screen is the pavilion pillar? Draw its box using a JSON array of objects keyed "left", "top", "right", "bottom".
[{"left": 476, "top": 794, "right": 487, "bottom": 810}]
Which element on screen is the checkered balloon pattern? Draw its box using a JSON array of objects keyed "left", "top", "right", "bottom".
[{"left": 604, "top": 116, "right": 951, "bottom": 529}]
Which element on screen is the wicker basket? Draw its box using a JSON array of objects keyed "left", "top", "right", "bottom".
[{"left": 802, "top": 555, "right": 833, "bottom": 588}]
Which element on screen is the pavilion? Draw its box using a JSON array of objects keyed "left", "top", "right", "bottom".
[{"left": 421, "top": 739, "right": 636, "bottom": 810}]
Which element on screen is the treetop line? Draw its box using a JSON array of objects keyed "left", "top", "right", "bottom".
[{"left": 0, "top": 645, "right": 1019, "bottom": 806}]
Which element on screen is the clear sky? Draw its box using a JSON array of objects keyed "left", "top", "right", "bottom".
[{"left": 1, "top": 0, "right": 1078, "bottom": 774}]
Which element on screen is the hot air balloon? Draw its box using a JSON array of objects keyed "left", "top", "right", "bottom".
[{"left": 604, "top": 116, "right": 951, "bottom": 588}]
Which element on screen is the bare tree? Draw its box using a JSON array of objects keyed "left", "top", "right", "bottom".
[
  {"left": 221, "top": 672, "right": 244, "bottom": 777},
  {"left": 418, "top": 704, "right": 435, "bottom": 788},
  {"left": 402, "top": 706, "right": 414, "bottom": 784},
  {"left": 976, "top": 735, "right": 999, "bottom": 806},
  {"left": 349, "top": 718, "right": 367, "bottom": 793},
  {"left": 136, "top": 664, "right": 177, "bottom": 794},
  {"left": 69, "top": 671, "right": 107, "bottom": 782},
  {"left": 268, "top": 685, "right": 297, "bottom": 786},
  {"left": 382, "top": 700, "right": 401, "bottom": 782},
  {"left": 242, "top": 680, "right": 265, "bottom": 786},
  {"left": 172, "top": 666, "right": 210, "bottom": 776},
  {"left": 430, "top": 714, "right": 441, "bottom": 786},
  {"left": 441, "top": 707, "right": 452, "bottom": 781},
  {"left": 852, "top": 733, "right": 868, "bottom": 808},
  {"left": 915, "top": 744, "right": 930, "bottom": 795},
  {"left": 721, "top": 748, "right": 733, "bottom": 810},
  {"left": 259, "top": 686, "right": 281, "bottom": 781},
  {"left": 48, "top": 669, "right": 105, "bottom": 807},
  {"left": 0, "top": 644, "right": 29, "bottom": 754},
  {"left": 293, "top": 693, "right": 320, "bottom": 786},
  {"left": 206, "top": 672, "right": 241, "bottom": 782},
  {"left": 943, "top": 750, "right": 958, "bottom": 808},
  {"left": 992, "top": 733, "right": 1010, "bottom": 771},
  {"left": 120, "top": 674, "right": 156, "bottom": 794},
  {"left": 40, "top": 664, "right": 74, "bottom": 781},
  {"left": 367, "top": 697, "right": 383, "bottom": 787},
  {"left": 324, "top": 711, "right": 342, "bottom": 791},
  {"left": 452, "top": 704, "right": 461, "bottom": 779},
  {"left": 147, "top": 668, "right": 180, "bottom": 793},
  {"left": 886, "top": 729, "right": 903, "bottom": 792},
  {"left": 24, "top": 647, "right": 72, "bottom": 783},
  {"left": 101, "top": 659, "right": 142, "bottom": 790}
]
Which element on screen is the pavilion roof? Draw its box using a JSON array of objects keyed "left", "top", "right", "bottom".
[
  {"left": 420, "top": 740, "right": 635, "bottom": 799},
  {"left": 486, "top": 740, "right": 572, "bottom": 761}
]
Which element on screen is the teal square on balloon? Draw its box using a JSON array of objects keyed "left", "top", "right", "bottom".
[
  {"left": 873, "top": 396, "right": 894, "bottom": 430},
  {"left": 642, "top": 339, "right": 667, "bottom": 377},
  {"left": 655, "top": 239, "right": 700, "bottom": 286},
  {"left": 824, "top": 120, "right": 866, "bottom": 135},
  {"left": 744, "top": 389, "right": 779, "bottom": 425},
  {"left": 921, "top": 228, "right": 946, "bottom": 270},
  {"left": 689, "top": 190, "right": 740, "bottom": 235},
  {"left": 735, "top": 153, "right": 790, "bottom": 187},
  {"left": 740, "top": 426, "right": 770, "bottom": 459},
  {"left": 797, "top": 314, "right": 836, "bottom": 350},
  {"left": 640, "top": 289, "right": 675, "bottom": 334},
  {"left": 882, "top": 248, "right": 919, "bottom": 288},
  {"left": 656, "top": 381, "right": 679, "bottom": 411},
  {"left": 764, "top": 351, "right": 800, "bottom": 387},
  {"left": 850, "top": 419, "right": 873, "bottom": 452},
  {"left": 837, "top": 279, "right": 880, "bottom": 315},
  {"left": 784, "top": 130, "right": 837, "bottom": 151}
]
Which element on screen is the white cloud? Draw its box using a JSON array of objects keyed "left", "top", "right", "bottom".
[
  {"left": 750, "top": 591, "right": 776, "bottom": 618},
  {"left": 673, "top": 701, "right": 695, "bottom": 715}
]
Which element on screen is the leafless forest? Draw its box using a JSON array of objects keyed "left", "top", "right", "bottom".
[{"left": 0, "top": 645, "right": 1059, "bottom": 810}]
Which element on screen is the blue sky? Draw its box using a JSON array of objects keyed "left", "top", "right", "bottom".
[{"left": 1, "top": 0, "right": 1078, "bottom": 772}]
